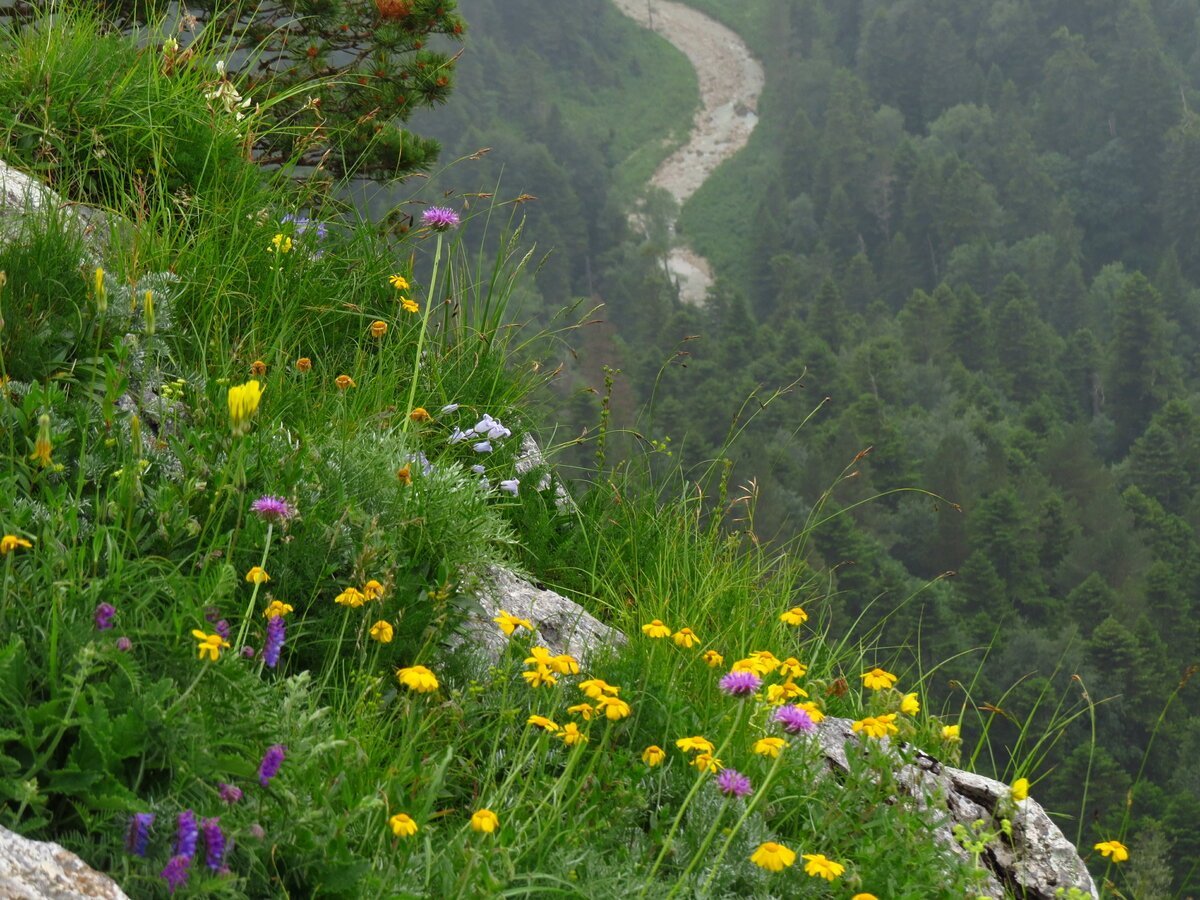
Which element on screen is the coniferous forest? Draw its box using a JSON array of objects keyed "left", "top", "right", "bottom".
[{"left": 423, "top": 0, "right": 1200, "bottom": 887}]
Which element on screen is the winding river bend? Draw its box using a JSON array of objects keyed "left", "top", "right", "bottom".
[{"left": 609, "top": 0, "right": 764, "bottom": 304}]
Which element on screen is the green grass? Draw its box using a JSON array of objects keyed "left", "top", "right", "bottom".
[{"left": 0, "top": 7, "right": 1128, "bottom": 899}]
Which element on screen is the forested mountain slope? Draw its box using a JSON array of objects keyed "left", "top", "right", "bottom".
[{"left": 407, "top": 0, "right": 1200, "bottom": 886}]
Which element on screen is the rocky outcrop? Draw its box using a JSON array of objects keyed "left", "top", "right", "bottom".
[
  {"left": 815, "top": 717, "right": 1097, "bottom": 899},
  {"left": 0, "top": 826, "right": 129, "bottom": 900},
  {"left": 461, "top": 565, "right": 625, "bottom": 666},
  {"left": 0, "top": 158, "right": 115, "bottom": 258}
]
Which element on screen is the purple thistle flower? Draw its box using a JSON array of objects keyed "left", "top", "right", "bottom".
[
  {"left": 116, "top": 636, "right": 133, "bottom": 652},
  {"left": 218, "top": 782, "right": 243, "bottom": 805},
  {"left": 258, "top": 744, "right": 286, "bottom": 787},
  {"left": 161, "top": 854, "right": 190, "bottom": 893},
  {"left": 421, "top": 206, "right": 461, "bottom": 231},
  {"left": 718, "top": 670, "right": 762, "bottom": 697},
  {"left": 498, "top": 479, "right": 519, "bottom": 496},
  {"left": 214, "top": 619, "right": 231, "bottom": 641},
  {"left": 125, "top": 812, "right": 154, "bottom": 857},
  {"left": 202, "top": 818, "right": 226, "bottom": 872},
  {"left": 715, "top": 768, "right": 752, "bottom": 798},
  {"left": 773, "top": 704, "right": 817, "bottom": 735},
  {"left": 251, "top": 495, "right": 297, "bottom": 523},
  {"left": 175, "top": 810, "right": 199, "bottom": 858},
  {"left": 94, "top": 602, "right": 116, "bottom": 631},
  {"left": 263, "top": 615, "right": 285, "bottom": 669}
]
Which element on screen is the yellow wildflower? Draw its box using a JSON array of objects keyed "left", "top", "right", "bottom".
[
  {"left": 334, "top": 586, "right": 365, "bottom": 607},
  {"left": 675, "top": 736, "right": 715, "bottom": 755},
  {"left": 396, "top": 664, "right": 438, "bottom": 693},
  {"left": 753, "top": 737, "right": 786, "bottom": 758},
  {"left": 389, "top": 813, "right": 418, "bottom": 838},
  {"left": 0, "top": 535, "right": 33, "bottom": 555},
  {"left": 363, "top": 579, "right": 385, "bottom": 601},
  {"left": 641, "top": 619, "right": 671, "bottom": 639},
  {"left": 901, "top": 692, "right": 921, "bottom": 715},
  {"left": 766, "top": 681, "right": 808, "bottom": 705},
  {"left": 750, "top": 842, "right": 796, "bottom": 872},
  {"left": 369, "top": 620, "right": 394, "bottom": 643},
  {"left": 861, "top": 667, "right": 898, "bottom": 690},
  {"left": 797, "top": 701, "right": 825, "bottom": 723},
  {"left": 731, "top": 656, "right": 774, "bottom": 677},
  {"left": 522, "top": 666, "right": 557, "bottom": 688},
  {"left": 779, "top": 606, "right": 808, "bottom": 626},
  {"left": 578, "top": 678, "right": 619, "bottom": 699},
  {"left": 851, "top": 714, "right": 899, "bottom": 739},
  {"left": 389, "top": 274, "right": 410, "bottom": 291},
  {"left": 567, "top": 703, "right": 596, "bottom": 720},
  {"left": 370, "top": 320, "right": 388, "bottom": 339},
  {"left": 296, "top": 357, "right": 312, "bottom": 372},
  {"left": 802, "top": 854, "right": 845, "bottom": 881},
  {"left": 29, "top": 414, "right": 52, "bottom": 468},
  {"left": 335, "top": 374, "right": 356, "bottom": 390},
  {"left": 642, "top": 745, "right": 666, "bottom": 767},
  {"left": 263, "top": 600, "right": 293, "bottom": 618},
  {"left": 269, "top": 233, "right": 293, "bottom": 254},
  {"left": 701, "top": 649, "right": 724, "bottom": 667},
  {"left": 559, "top": 722, "right": 588, "bottom": 746},
  {"left": 778, "top": 657, "right": 807, "bottom": 679},
  {"left": 245, "top": 566, "right": 270, "bottom": 585},
  {"left": 852, "top": 895, "right": 879, "bottom": 900},
  {"left": 1012, "top": 778, "right": 1030, "bottom": 802},
  {"left": 401, "top": 297, "right": 419, "bottom": 314},
  {"left": 192, "top": 629, "right": 229, "bottom": 662},
  {"left": 524, "top": 647, "right": 555, "bottom": 668},
  {"left": 1094, "top": 839, "right": 1129, "bottom": 862},
  {"left": 409, "top": 406, "right": 431, "bottom": 422},
  {"left": 470, "top": 809, "right": 499, "bottom": 834},
  {"left": 527, "top": 715, "right": 558, "bottom": 732},
  {"left": 493, "top": 610, "right": 534, "bottom": 636},
  {"left": 596, "top": 695, "right": 631, "bottom": 720},
  {"left": 943, "top": 724, "right": 961, "bottom": 742},
  {"left": 672, "top": 628, "right": 699, "bottom": 648},
  {"left": 227, "top": 380, "right": 263, "bottom": 436},
  {"left": 550, "top": 654, "right": 580, "bottom": 675},
  {"left": 691, "top": 753, "right": 722, "bottom": 773}
]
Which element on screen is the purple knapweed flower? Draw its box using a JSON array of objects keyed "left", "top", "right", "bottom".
[
  {"left": 498, "top": 479, "right": 519, "bottom": 496},
  {"left": 175, "top": 809, "right": 199, "bottom": 858},
  {"left": 472, "top": 441, "right": 493, "bottom": 454},
  {"left": 715, "top": 768, "right": 752, "bottom": 798},
  {"left": 263, "top": 615, "right": 285, "bottom": 669},
  {"left": 251, "top": 495, "right": 297, "bottom": 523},
  {"left": 116, "top": 636, "right": 133, "bottom": 652},
  {"left": 719, "top": 670, "right": 762, "bottom": 697},
  {"left": 241, "top": 645, "right": 256, "bottom": 659},
  {"left": 214, "top": 619, "right": 231, "bottom": 641},
  {"left": 218, "top": 782, "right": 243, "bottom": 805},
  {"left": 125, "top": 812, "right": 154, "bottom": 857},
  {"left": 258, "top": 744, "right": 286, "bottom": 787},
  {"left": 421, "top": 206, "right": 461, "bottom": 231},
  {"left": 773, "top": 704, "right": 817, "bottom": 735},
  {"left": 202, "top": 818, "right": 226, "bottom": 872},
  {"left": 161, "top": 855, "right": 190, "bottom": 893},
  {"left": 94, "top": 602, "right": 116, "bottom": 631},
  {"left": 248, "top": 823, "right": 266, "bottom": 840}
]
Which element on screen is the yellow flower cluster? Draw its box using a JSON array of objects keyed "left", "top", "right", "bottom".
[
  {"left": 334, "top": 579, "right": 385, "bottom": 608},
  {"left": 493, "top": 609, "right": 534, "bottom": 637},
  {"left": 522, "top": 646, "right": 579, "bottom": 688},
  {"left": 749, "top": 843, "right": 846, "bottom": 881}
]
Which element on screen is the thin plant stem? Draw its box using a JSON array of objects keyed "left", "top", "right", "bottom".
[{"left": 402, "top": 232, "right": 444, "bottom": 432}]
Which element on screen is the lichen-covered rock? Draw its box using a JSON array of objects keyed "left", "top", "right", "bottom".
[
  {"left": 0, "top": 825, "right": 129, "bottom": 899},
  {"left": 813, "top": 717, "right": 1097, "bottom": 899},
  {"left": 0, "top": 158, "right": 115, "bottom": 258},
  {"left": 460, "top": 565, "right": 624, "bottom": 666}
]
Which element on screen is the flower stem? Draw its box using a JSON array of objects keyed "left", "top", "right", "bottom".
[
  {"left": 232, "top": 522, "right": 273, "bottom": 653},
  {"left": 402, "top": 233, "right": 444, "bottom": 432}
]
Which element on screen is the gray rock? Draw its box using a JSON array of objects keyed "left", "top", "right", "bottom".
[
  {"left": 0, "top": 825, "right": 129, "bottom": 899},
  {"left": 461, "top": 565, "right": 625, "bottom": 666},
  {"left": 812, "top": 717, "right": 1097, "bottom": 899},
  {"left": 514, "top": 434, "right": 574, "bottom": 511},
  {"left": 0, "top": 158, "right": 116, "bottom": 259}
]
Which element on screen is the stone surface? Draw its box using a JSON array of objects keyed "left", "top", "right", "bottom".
[
  {"left": 462, "top": 565, "right": 625, "bottom": 666},
  {"left": 514, "top": 434, "right": 573, "bottom": 511},
  {"left": 0, "top": 158, "right": 115, "bottom": 258},
  {"left": 0, "top": 826, "right": 129, "bottom": 900},
  {"left": 813, "top": 718, "right": 1098, "bottom": 900}
]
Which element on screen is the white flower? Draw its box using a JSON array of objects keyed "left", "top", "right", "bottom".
[
  {"left": 473, "top": 441, "right": 493, "bottom": 453},
  {"left": 498, "top": 479, "right": 519, "bottom": 496},
  {"left": 440, "top": 403, "right": 459, "bottom": 414}
]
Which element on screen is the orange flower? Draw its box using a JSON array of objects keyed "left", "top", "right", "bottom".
[
  {"left": 409, "top": 407, "right": 431, "bottom": 422},
  {"left": 296, "top": 357, "right": 312, "bottom": 372},
  {"left": 370, "top": 320, "right": 388, "bottom": 338},
  {"left": 250, "top": 360, "right": 267, "bottom": 376},
  {"left": 335, "top": 374, "right": 356, "bottom": 390},
  {"left": 397, "top": 464, "right": 412, "bottom": 485}
]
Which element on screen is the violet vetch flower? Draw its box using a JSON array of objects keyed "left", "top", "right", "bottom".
[
  {"left": 719, "top": 670, "right": 762, "bottom": 697},
  {"left": 498, "top": 479, "right": 519, "bottom": 496},
  {"left": 218, "top": 782, "right": 243, "bottom": 805},
  {"left": 202, "top": 818, "right": 226, "bottom": 872},
  {"left": 258, "top": 744, "right": 286, "bottom": 787},
  {"left": 241, "top": 645, "right": 256, "bottom": 659},
  {"left": 715, "top": 768, "right": 752, "bottom": 798},
  {"left": 116, "top": 636, "right": 133, "bottom": 652},
  {"left": 94, "top": 602, "right": 116, "bottom": 631},
  {"left": 161, "top": 855, "right": 191, "bottom": 893},
  {"left": 215, "top": 619, "right": 231, "bottom": 641},
  {"left": 205, "top": 606, "right": 221, "bottom": 623},
  {"left": 472, "top": 441, "right": 493, "bottom": 454},
  {"left": 263, "top": 614, "right": 285, "bottom": 669},
  {"left": 175, "top": 809, "right": 199, "bottom": 858},
  {"left": 248, "top": 824, "right": 266, "bottom": 840},
  {"left": 773, "top": 704, "right": 817, "bottom": 735},
  {"left": 251, "top": 495, "right": 297, "bottom": 523},
  {"left": 125, "top": 812, "right": 154, "bottom": 857},
  {"left": 421, "top": 206, "right": 461, "bottom": 231}
]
